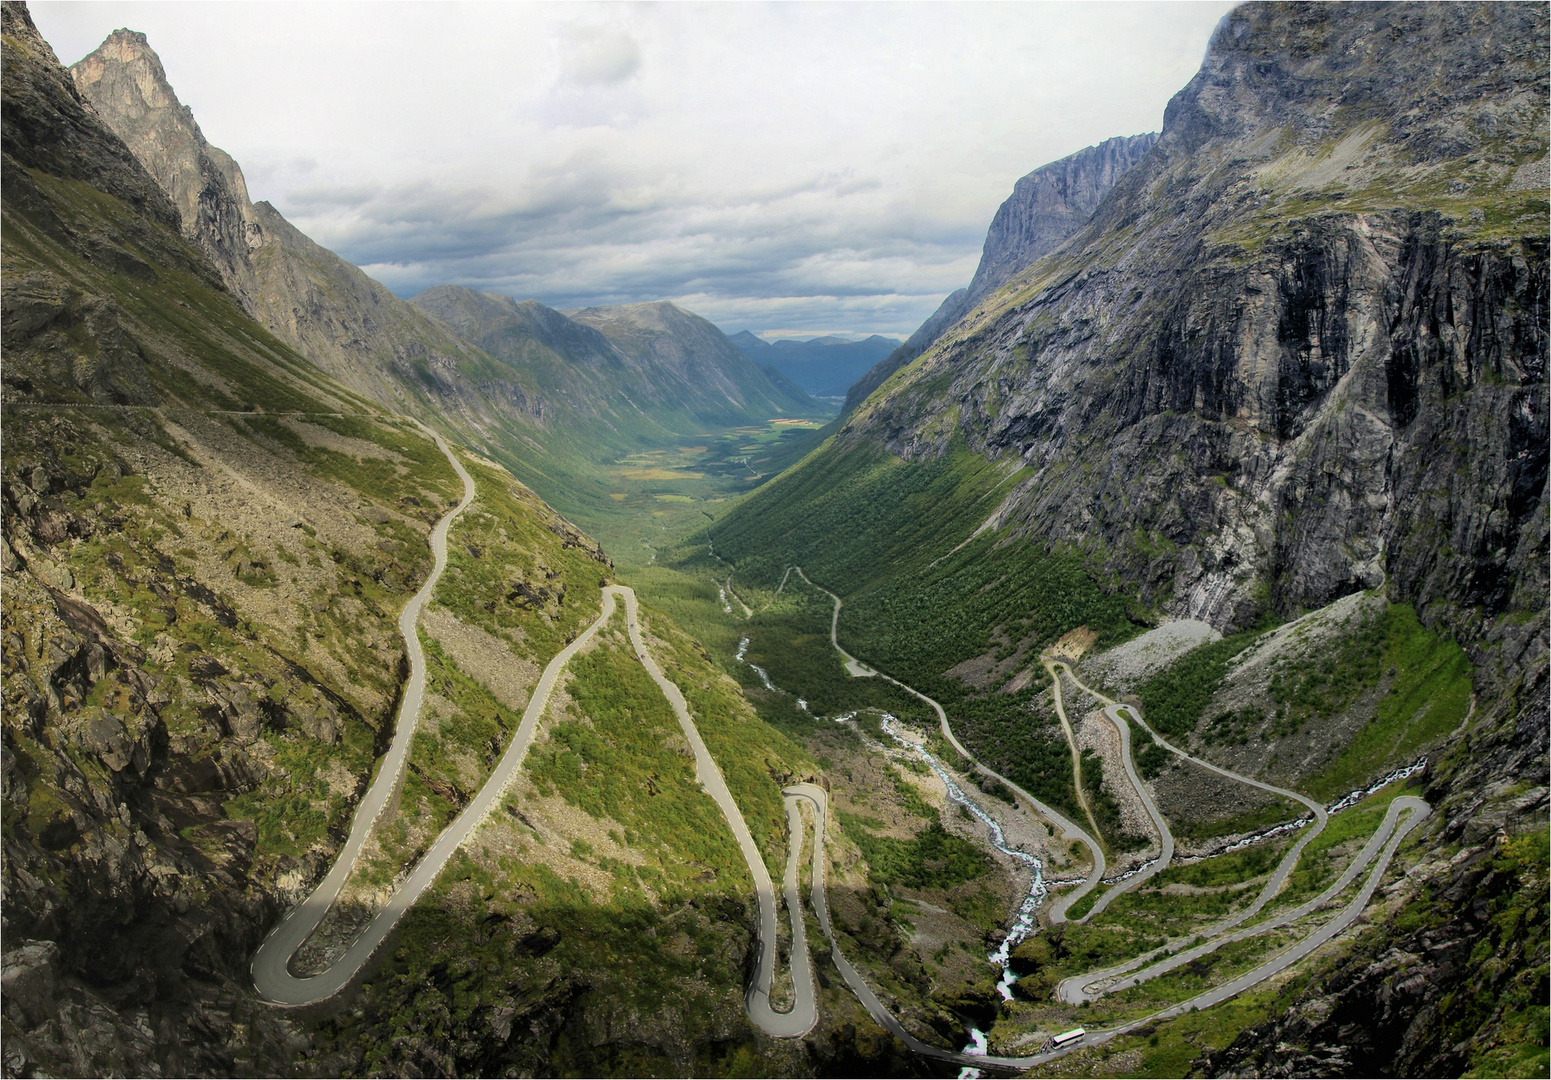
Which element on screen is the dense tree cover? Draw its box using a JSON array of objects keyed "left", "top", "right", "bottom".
[
  {"left": 1136, "top": 630, "right": 1263, "bottom": 738},
  {"left": 734, "top": 580, "right": 925, "bottom": 723},
  {"left": 701, "top": 441, "right": 1142, "bottom": 829},
  {"left": 707, "top": 440, "right": 1139, "bottom": 693},
  {"left": 836, "top": 812, "right": 990, "bottom": 891},
  {"left": 943, "top": 688, "right": 1083, "bottom": 823},
  {"left": 1082, "top": 748, "right": 1152, "bottom": 852},
  {"left": 1135, "top": 727, "right": 1171, "bottom": 778}
]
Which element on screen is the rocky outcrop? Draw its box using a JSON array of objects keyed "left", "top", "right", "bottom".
[
  {"left": 845, "top": 133, "right": 1158, "bottom": 412},
  {"left": 1, "top": 7, "right": 448, "bottom": 1072},
  {"left": 966, "top": 133, "right": 1160, "bottom": 315},
  {"left": 1197, "top": 784, "right": 1548, "bottom": 1078},
  {"left": 0, "top": 6, "right": 179, "bottom": 236}
]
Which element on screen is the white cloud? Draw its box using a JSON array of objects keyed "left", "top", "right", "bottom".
[
  {"left": 30, "top": 1, "right": 1235, "bottom": 337},
  {"left": 560, "top": 24, "right": 641, "bottom": 86}
]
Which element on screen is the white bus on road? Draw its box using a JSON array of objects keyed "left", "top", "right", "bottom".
[{"left": 1042, "top": 1028, "right": 1086, "bottom": 1052}]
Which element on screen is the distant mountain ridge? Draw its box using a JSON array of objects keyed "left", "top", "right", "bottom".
[
  {"left": 844, "top": 132, "right": 1158, "bottom": 412},
  {"left": 409, "top": 287, "right": 816, "bottom": 443},
  {"left": 566, "top": 301, "right": 818, "bottom": 422},
  {"left": 729, "top": 330, "right": 900, "bottom": 398},
  {"left": 68, "top": 29, "right": 818, "bottom": 526}
]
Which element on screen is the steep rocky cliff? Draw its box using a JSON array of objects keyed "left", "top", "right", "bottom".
[
  {"left": 69, "top": 30, "right": 263, "bottom": 310},
  {"left": 843, "top": 1, "right": 1547, "bottom": 644},
  {"left": 67, "top": 30, "right": 524, "bottom": 429},
  {"left": 845, "top": 133, "right": 1158, "bottom": 411}
]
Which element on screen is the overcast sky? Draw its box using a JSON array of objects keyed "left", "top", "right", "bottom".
[{"left": 34, "top": 1, "right": 1233, "bottom": 339}]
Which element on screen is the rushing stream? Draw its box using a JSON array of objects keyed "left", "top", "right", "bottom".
[
  {"left": 878, "top": 715, "right": 1048, "bottom": 1002},
  {"left": 733, "top": 626, "right": 1047, "bottom": 1063},
  {"left": 735, "top": 636, "right": 776, "bottom": 691},
  {"left": 1329, "top": 756, "right": 1427, "bottom": 812}
]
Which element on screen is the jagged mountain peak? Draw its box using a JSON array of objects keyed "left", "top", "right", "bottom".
[
  {"left": 71, "top": 25, "right": 263, "bottom": 305},
  {"left": 73, "top": 28, "right": 178, "bottom": 112},
  {"left": 0, "top": 1, "right": 182, "bottom": 234}
]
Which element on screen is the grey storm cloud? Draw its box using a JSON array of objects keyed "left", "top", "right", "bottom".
[
  {"left": 32, "top": 1, "right": 1236, "bottom": 338},
  {"left": 310, "top": 168, "right": 981, "bottom": 314}
]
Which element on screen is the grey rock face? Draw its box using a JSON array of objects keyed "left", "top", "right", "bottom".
[
  {"left": 967, "top": 132, "right": 1160, "bottom": 309},
  {"left": 71, "top": 30, "right": 265, "bottom": 309},
  {"left": 843, "top": 1, "right": 1548, "bottom": 643},
  {"left": 846, "top": 133, "right": 1158, "bottom": 411},
  {"left": 0, "top": 5, "right": 179, "bottom": 234}
]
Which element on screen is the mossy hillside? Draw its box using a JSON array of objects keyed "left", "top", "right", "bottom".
[
  {"left": 525, "top": 627, "right": 756, "bottom": 896},
  {"left": 1, "top": 403, "right": 463, "bottom": 864},
  {"left": 1138, "top": 599, "right": 1472, "bottom": 801},
  {"left": 313, "top": 857, "right": 782, "bottom": 1078},
  {"left": 7, "top": 169, "right": 375, "bottom": 415},
  {"left": 1167, "top": 797, "right": 1305, "bottom": 845},
  {"left": 1135, "top": 630, "right": 1264, "bottom": 739},
  {"left": 235, "top": 413, "right": 462, "bottom": 515},
  {"left": 312, "top": 623, "right": 805, "bottom": 1077},
  {"left": 1293, "top": 604, "right": 1472, "bottom": 801},
  {"left": 838, "top": 810, "right": 989, "bottom": 893},
  {"left": 813, "top": 725, "right": 1013, "bottom": 1043},
  {"left": 705, "top": 439, "right": 1136, "bottom": 830},
  {"left": 297, "top": 450, "right": 621, "bottom": 927},
  {"left": 432, "top": 451, "right": 613, "bottom": 657},
  {"left": 1020, "top": 824, "right": 1548, "bottom": 1079},
  {"left": 722, "top": 471, "right": 1136, "bottom": 693},
  {"left": 634, "top": 596, "right": 813, "bottom": 882},
  {"left": 1018, "top": 837, "right": 1294, "bottom": 998},
  {"left": 707, "top": 438, "right": 1023, "bottom": 591},
  {"left": 1013, "top": 972, "right": 1304, "bottom": 1077}
]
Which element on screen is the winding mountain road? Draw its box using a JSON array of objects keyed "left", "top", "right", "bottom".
[
  {"left": 770, "top": 567, "right": 1429, "bottom": 1069},
  {"left": 614, "top": 588, "right": 817, "bottom": 1038},
  {"left": 789, "top": 569, "right": 1107, "bottom": 918},
  {"left": 1050, "top": 663, "right": 1344, "bottom": 1004},
  {"left": 1081, "top": 700, "right": 1175, "bottom": 920},
  {"left": 1045, "top": 662, "right": 1106, "bottom": 846},
  {"left": 251, "top": 496, "right": 1430, "bottom": 1069},
  {"left": 252, "top": 425, "right": 479, "bottom": 1005}
]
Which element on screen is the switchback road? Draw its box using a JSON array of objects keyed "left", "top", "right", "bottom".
[{"left": 775, "top": 567, "right": 1429, "bottom": 1070}]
